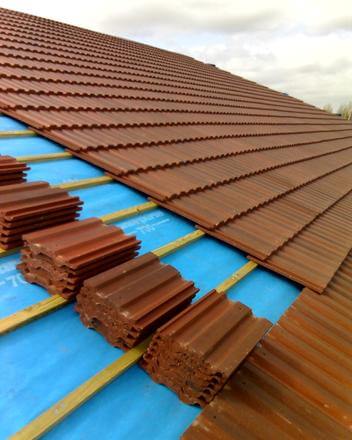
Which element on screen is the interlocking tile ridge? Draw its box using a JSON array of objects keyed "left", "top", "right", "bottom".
[
  {"left": 118, "top": 145, "right": 352, "bottom": 201},
  {"left": 162, "top": 153, "right": 352, "bottom": 229},
  {"left": 204, "top": 165, "right": 352, "bottom": 260}
]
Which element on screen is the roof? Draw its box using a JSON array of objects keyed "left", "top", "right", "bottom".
[
  {"left": 0, "top": 6, "right": 351, "bottom": 439},
  {"left": 0, "top": 7, "right": 351, "bottom": 295}
]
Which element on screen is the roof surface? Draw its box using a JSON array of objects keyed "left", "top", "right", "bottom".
[
  {"left": 0, "top": 114, "right": 299, "bottom": 439},
  {"left": 1, "top": 6, "right": 351, "bottom": 439},
  {"left": 0, "top": 7, "right": 351, "bottom": 295}
]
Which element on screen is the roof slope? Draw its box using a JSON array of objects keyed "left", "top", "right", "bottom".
[
  {"left": 0, "top": 7, "right": 352, "bottom": 292},
  {"left": 0, "top": 113, "right": 301, "bottom": 440}
]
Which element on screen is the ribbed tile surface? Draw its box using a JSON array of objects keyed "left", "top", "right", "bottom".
[
  {"left": 251, "top": 191, "right": 352, "bottom": 292},
  {"left": 18, "top": 218, "right": 140, "bottom": 298},
  {"left": 0, "top": 181, "right": 82, "bottom": 249},
  {"left": 76, "top": 253, "right": 198, "bottom": 348},
  {"left": 162, "top": 149, "right": 352, "bottom": 228},
  {"left": 183, "top": 251, "right": 352, "bottom": 438},
  {"left": 0, "top": 155, "right": 29, "bottom": 185},
  {"left": 142, "top": 290, "right": 271, "bottom": 407},
  {"left": 205, "top": 165, "right": 352, "bottom": 258},
  {"left": 0, "top": 7, "right": 352, "bottom": 291}
]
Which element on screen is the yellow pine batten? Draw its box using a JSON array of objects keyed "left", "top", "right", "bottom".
[
  {"left": 99, "top": 201, "right": 157, "bottom": 224},
  {"left": 0, "top": 295, "right": 68, "bottom": 336},
  {"left": 216, "top": 261, "right": 258, "bottom": 294},
  {"left": 0, "top": 247, "right": 20, "bottom": 257},
  {"left": 152, "top": 229, "right": 205, "bottom": 258},
  {"left": 0, "top": 129, "right": 36, "bottom": 138},
  {"left": 53, "top": 175, "right": 113, "bottom": 191},
  {"left": 16, "top": 152, "right": 72, "bottom": 163}
]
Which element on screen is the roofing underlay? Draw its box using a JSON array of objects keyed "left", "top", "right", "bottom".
[
  {"left": 0, "top": 6, "right": 351, "bottom": 440},
  {"left": 0, "top": 7, "right": 352, "bottom": 294}
]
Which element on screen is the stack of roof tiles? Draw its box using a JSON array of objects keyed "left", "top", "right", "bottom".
[
  {"left": 142, "top": 290, "right": 271, "bottom": 406},
  {"left": 0, "top": 181, "right": 82, "bottom": 249},
  {"left": 18, "top": 218, "right": 140, "bottom": 299},
  {"left": 0, "top": 155, "right": 29, "bottom": 185},
  {"left": 0, "top": 7, "right": 351, "bottom": 293},
  {"left": 183, "top": 249, "right": 352, "bottom": 438},
  {"left": 76, "top": 253, "right": 198, "bottom": 348}
]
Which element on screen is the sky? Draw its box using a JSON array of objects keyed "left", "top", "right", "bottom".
[{"left": 1, "top": 0, "right": 351, "bottom": 110}]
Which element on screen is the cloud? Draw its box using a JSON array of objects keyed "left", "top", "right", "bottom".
[{"left": 102, "top": 2, "right": 286, "bottom": 36}]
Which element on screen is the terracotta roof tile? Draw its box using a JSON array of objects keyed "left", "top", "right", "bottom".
[
  {"left": 0, "top": 181, "right": 82, "bottom": 249},
  {"left": 18, "top": 218, "right": 140, "bottom": 298},
  {"left": 0, "top": 7, "right": 351, "bottom": 291},
  {"left": 142, "top": 289, "right": 271, "bottom": 406},
  {"left": 0, "top": 155, "right": 29, "bottom": 185},
  {"left": 76, "top": 252, "right": 198, "bottom": 348},
  {"left": 205, "top": 165, "right": 352, "bottom": 259},
  {"left": 251, "top": 191, "right": 352, "bottom": 292}
]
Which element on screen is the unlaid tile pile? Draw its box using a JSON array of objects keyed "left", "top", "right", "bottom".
[
  {"left": 0, "top": 181, "right": 82, "bottom": 249},
  {"left": 18, "top": 218, "right": 140, "bottom": 299},
  {"left": 0, "top": 155, "right": 29, "bottom": 185},
  {"left": 142, "top": 290, "right": 271, "bottom": 406},
  {"left": 76, "top": 252, "right": 198, "bottom": 348}
]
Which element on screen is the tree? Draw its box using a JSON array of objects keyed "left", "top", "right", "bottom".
[{"left": 337, "top": 102, "right": 352, "bottom": 120}]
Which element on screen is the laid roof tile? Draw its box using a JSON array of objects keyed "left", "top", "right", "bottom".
[
  {"left": 0, "top": 7, "right": 351, "bottom": 294},
  {"left": 251, "top": 192, "right": 352, "bottom": 292},
  {"left": 206, "top": 165, "right": 352, "bottom": 259}
]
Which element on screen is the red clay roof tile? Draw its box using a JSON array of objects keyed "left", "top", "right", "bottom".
[
  {"left": 0, "top": 181, "right": 82, "bottom": 249},
  {"left": 76, "top": 252, "right": 198, "bottom": 348},
  {"left": 142, "top": 289, "right": 271, "bottom": 406},
  {"left": 0, "top": 155, "right": 29, "bottom": 185},
  {"left": 0, "top": 7, "right": 351, "bottom": 292},
  {"left": 18, "top": 218, "right": 140, "bottom": 298}
]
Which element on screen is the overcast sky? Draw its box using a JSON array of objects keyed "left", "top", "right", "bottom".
[{"left": 2, "top": 0, "right": 351, "bottom": 110}]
